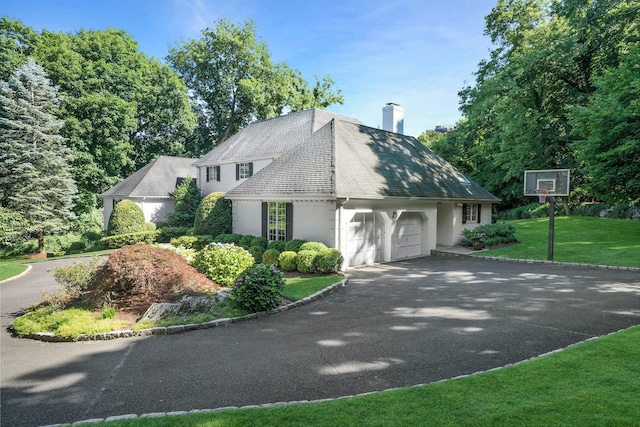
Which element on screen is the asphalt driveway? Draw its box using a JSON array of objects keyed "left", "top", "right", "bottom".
[{"left": 1, "top": 256, "right": 639, "bottom": 427}]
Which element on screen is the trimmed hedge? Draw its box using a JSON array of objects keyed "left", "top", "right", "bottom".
[
  {"left": 250, "top": 236, "right": 268, "bottom": 249},
  {"left": 170, "top": 235, "right": 213, "bottom": 250},
  {"left": 262, "top": 248, "right": 280, "bottom": 267},
  {"left": 191, "top": 243, "right": 255, "bottom": 287},
  {"left": 248, "top": 245, "right": 265, "bottom": 263},
  {"left": 284, "top": 239, "right": 307, "bottom": 252},
  {"left": 267, "top": 240, "right": 286, "bottom": 252},
  {"left": 100, "top": 231, "right": 159, "bottom": 249},
  {"left": 213, "top": 233, "right": 242, "bottom": 244},
  {"left": 299, "top": 241, "right": 328, "bottom": 252},
  {"left": 107, "top": 200, "right": 147, "bottom": 236},
  {"left": 278, "top": 251, "right": 298, "bottom": 271},
  {"left": 193, "top": 192, "right": 232, "bottom": 237},
  {"left": 296, "top": 250, "right": 318, "bottom": 274},
  {"left": 239, "top": 235, "right": 257, "bottom": 249},
  {"left": 460, "top": 222, "right": 517, "bottom": 247},
  {"left": 317, "top": 248, "right": 344, "bottom": 273},
  {"left": 158, "top": 226, "right": 192, "bottom": 243}
]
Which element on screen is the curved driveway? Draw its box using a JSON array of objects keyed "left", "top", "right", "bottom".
[{"left": 1, "top": 256, "right": 639, "bottom": 427}]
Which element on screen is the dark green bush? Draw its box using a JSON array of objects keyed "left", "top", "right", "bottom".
[
  {"left": 284, "top": 239, "right": 307, "bottom": 252},
  {"left": 316, "top": 249, "right": 344, "bottom": 273},
  {"left": 239, "top": 235, "right": 257, "bottom": 249},
  {"left": 232, "top": 264, "right": 285, "bottom": 313},
  {"left": 460, "top": 222, "right": 517, "bottom": 247},
  {"left": 278, "top": 251, "right": 298, "bottom": 271},
  {"left": 248, "top": 245, "right": 265, "bottom": 263},
  {"left": 267, "top": 240, "right": 286, "bottom": 252},
  {"left": 193, "top": 192, "right": 232, "bottom": 237},
  {"left": 299, "top": 241, "right": 328, "bottom": 252},
  {"left": 191, "top": 243, "right": 255, "bottom": 286},
  {"left": 213, "top": 233, "right": 242, "bottom": 244},
  {"left": 100, "top": 231, "right": 159, "bottom": 249},
  {"left": 250, "top": 236, "right": 268, "bottom": 248},
  {"left": 158, "top": 226, "right": 192, "bottom": 243},
  {"left": 107, "top": 200, "right": 147, "bottom": 236},
  {"left": 571, "top": 203, "right": 608, "bottom": 217},
  {"left": 262, "top": 248, "right": 280, "bottom": 267},
  {"left": 296, "top": 250, "right": 318, "bottom": 274},
  {"left": 167, "top": 176, "right": 202, "bottom": 228}
]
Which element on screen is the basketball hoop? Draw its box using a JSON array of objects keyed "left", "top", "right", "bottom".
[{"left": 536, "top": 188, "right": 550, "bottom": 203}]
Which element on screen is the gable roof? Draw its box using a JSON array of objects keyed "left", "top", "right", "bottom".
[
  {"left": 99, "top": 156, "right": 197, "bottom": 199},
  {"left": 227, "top": 118, "right": 499, "bottom": 202},
  {"left": 194, "top": 109, "right": 362, "bottom": 167}
]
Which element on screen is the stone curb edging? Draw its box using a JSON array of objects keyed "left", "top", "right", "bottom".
[
  {"left": 0, "top": 263, "right": 33, "bottom": 284},
  {"left": 24, "top": 276, "right": 349, "bottom": 343},
  {"left": 431, "top": 250, "right": 640, "bottom": 272},
  {"left": 40, "top": 324, "right": 638, "bottom": 427}
]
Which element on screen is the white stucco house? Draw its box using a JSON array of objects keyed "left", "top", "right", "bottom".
[
  {"left": 194, "top": 108, "right": 499, "bottom": 269},
  {"left": 99, "top": 156, "right": 197, "bottom": 227}
]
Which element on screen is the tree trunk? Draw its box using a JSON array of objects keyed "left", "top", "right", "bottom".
[{"left": 37, "top": 230, "right": 45, "bottom": 253}]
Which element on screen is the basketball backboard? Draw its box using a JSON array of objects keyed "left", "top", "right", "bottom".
[{"left": 524, "top": 169, "right": 570, "bottom": 197}]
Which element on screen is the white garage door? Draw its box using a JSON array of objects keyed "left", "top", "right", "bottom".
[
  {"left": 395, "top": 212, "right": 423, "bottom": 259},
  {"left": 348, "top": 213, "right": 384, "bottom": 266}
]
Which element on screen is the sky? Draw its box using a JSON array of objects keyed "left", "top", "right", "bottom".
[{"left": 2, "top": 0, "right": 497, "bottom": 137}]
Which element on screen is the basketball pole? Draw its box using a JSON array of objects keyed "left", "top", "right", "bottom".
[{"left": 548, "top": 196, "right": 555, "bottom": 261}]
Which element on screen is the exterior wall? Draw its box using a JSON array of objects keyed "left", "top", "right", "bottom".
[
  {"left": 292, "top": 201, "right": 336, "bottom": 247},
  {"left": 232, "top": 200, "right": 263, "bottom": 237},
  {"left": 452, "top": 202, "right": 492, "bottom": 244},
  {"left": 198, "top": 159, "right": 273, "bottom": 196},
  {"left": 436, "top": 203, "right": 455, "bottom": 246},
  {"left": 101, "top": 197, "right": 173, "bottom": 230}
]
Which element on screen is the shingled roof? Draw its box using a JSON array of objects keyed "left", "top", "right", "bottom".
[
  {"left": 99, "top": 156, "right": 197, "bottom": 199},
  {"left": 227, "top": 118, "right": 499, "bottom": 202},
  {"left": 194, "top": 109, "right": 362, "bottom": 166}
]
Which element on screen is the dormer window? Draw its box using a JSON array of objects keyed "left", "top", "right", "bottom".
[{"left": 236, "top": 162, "right": 253, "bottom": 180}]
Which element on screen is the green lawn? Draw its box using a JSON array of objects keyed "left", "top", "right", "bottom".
[
  {"left": 0, "top": 263, "right": 28, "bottom": 281},
  {"left": 481, "top": 216, "right": 640, "bottom": 268},
  {"left": 282, "top": 274, "right": 344, "bottom": 301},
  {"left": 87, "top": 325, "right": 640, "bottom": 426}
]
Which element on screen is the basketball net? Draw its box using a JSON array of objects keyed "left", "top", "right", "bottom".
[{"left": 536, "top": 188, "right": 550, "bottom": 203}]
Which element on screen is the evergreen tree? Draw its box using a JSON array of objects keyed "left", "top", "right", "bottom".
[
  {"left": 167, "top": 176, "right": 202, "bottom": 228},
  {"left": 0, "top": 58, "right": 77, "bottom": 252}
]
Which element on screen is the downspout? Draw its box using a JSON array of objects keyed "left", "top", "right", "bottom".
[{"left": 339, "top": 197, "right": 349, "bottom": 269}]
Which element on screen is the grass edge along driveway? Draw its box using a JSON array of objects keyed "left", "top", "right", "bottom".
[{"left": 84, "top": 325, "right": 640, "bottom": 426}]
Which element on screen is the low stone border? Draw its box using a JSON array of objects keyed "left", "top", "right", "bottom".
[
  {"left": 24, "top": 276, "right": 349, "bottom": 343},
  {"left": 431, "top": 250, "right": 640, "bottom": 272},
  {"left": 41, "top": 324, "right": 638, "bottom": 427}
]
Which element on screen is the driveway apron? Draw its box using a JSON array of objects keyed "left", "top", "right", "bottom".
[{"left": 1, "top": 256, "right": 639, "bottom": 427}]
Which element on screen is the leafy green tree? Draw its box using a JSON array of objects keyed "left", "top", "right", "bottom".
[
  {"left": 167, "top": 176, "right": 202, "bottom": 227},
  {"left": 0, "top": 206, "right": 28, "bottom": 247},
  {"left": 0, "top": 58, "right": 77, "bottom": 252},
  {"left": 417, "top": 130, "right": 446, "bottom": 149},
  {"left": 167, "top": 19, "right": 343, "bottom": 149},
  {"left": 0, "top": 16, "right": 38, "bottom": 81}
]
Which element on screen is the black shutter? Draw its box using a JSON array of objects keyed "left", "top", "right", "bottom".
[
  {"left": 206, "top": 167, "right": 210, "bottom": 182},
  {"left": 261, "top": 202, "right": 268, "bottom": 238},
  {"left": 216, "top": 166, "right": 221, "bottom": 182},
  {"left": 236, "top": 164, "right": 240, "bottom": 180},
  {"left": 477, "top": 204, "right": 482, "bottom": 223},
  {"left": 249, "top": 162, "right": 254, "bottom": 177},
  {"left": 462, "top": 204, "right": 467, "bottom": 224},
  {"left": 285, "top": 203, "right": 293, "bottom": 241}
]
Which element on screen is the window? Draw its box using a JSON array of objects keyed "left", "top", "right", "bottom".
[
  {"left": 462, "top": 204, "right": 481, "bottom": 224},
  {"left": 262, "top": 202, "right": 292, "bottom": 241},
  {"left": 236, "top": 162, "right": 253, "bottom": 180},
  {"left": 206, "top": 166, "right": 220, "bottom": 182}
]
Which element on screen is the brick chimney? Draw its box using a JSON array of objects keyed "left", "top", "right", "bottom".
[{"left": 382, "top": 102, "right": 404, "bottom": 134}]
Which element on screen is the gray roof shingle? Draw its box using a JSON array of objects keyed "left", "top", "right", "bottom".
[{"left": 99, "top": 156, "right": 197, "bottom": 198}]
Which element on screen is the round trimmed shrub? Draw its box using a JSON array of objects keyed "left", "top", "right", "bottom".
[
  {"left": 267, "top": 240, "right": 286, "bottom": 252},
  {"left": 107, "top": 200, "right": 146, "bottom": 236},
  {"left": 284, "top": 239, "right": 307, "bottom": 252},
  {"left": 299, "top": 241, "right": 328, "bottom": 252},
  {"left": 191, "top": 243, "right": 255, "bottom": 286},
  {"left": 213, "top": 233, "right": 242, "bottom": 244},
  {"left": 232, "top": 264, "right": 285, "bottom": 313},
  {"left": 193, "top": 192, "right": 231, "bottom": 237},
  {"left": 262, "top": 248, "right": 280, "bottom": 267},
  {"left": 250, "top": 236, "right": 268, "bottom": 248},
  {"left": 296, "top": 250, "right": 318, "bottom": 274},
  {"left": 317, "top": 248, "right": 344, "bottom": 273},
  {"left": 278, "top": 251, "right": 298, "bottom": 272},
  {"left": 248, "top": 245, "right": 265, "bottom": 263},
  {"left": 239, "top": 235, "right": 257, "bottom": 249}
]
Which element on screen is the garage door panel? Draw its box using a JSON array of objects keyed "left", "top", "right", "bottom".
[
  {"left": 347, "top": 213, "right": 384, "bottom": 267},
  {"left": 395, "top": 213, "right": 423, "bottom": 259}
]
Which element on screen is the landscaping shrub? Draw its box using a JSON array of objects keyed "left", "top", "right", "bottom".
[
  {"left": 107, "top": 200, "right": 147, "bottom": 236},
  {"left": 170, "top": 235, "right": 212, "bottom": 250},
  {"left": 88, "top": 244, "right": 216, "bottom": 313},
  {"left": 267, "top": 240, "right": 286, "bottom": 252},
  {"left": 284, "top": 239, "right": 307, "bottom": 252},
  {"left": 44, "top": 233, "right": 83, "bottom": 256},
  {"left": 100, "top": 231, "right": 159, "bottom": 249},
  {"left": 158, "top": 226, "right": 192, "bottom": 243},
  {"left": 250, "top": 236, "right": 268, "bottom": 249},
  {"left": 193, "top": 192, "right": 232, "bottom": 237},
  {"left": 167, "top": 176, "right": 202, "bottom": 228},
  {"left": 248, "top": 245, "right": 265, "bottom": 263},
  {"left": 299, "top": 241, "right": 328, "bottom": 252},
  {"left": 316, "top": 248, "right": 344, "bottom": 273},
  {"left": 232, "top": 264, "right": 285, "bottom": 313},
  {"left": 213, "top": 233, "right": 242, "bottom": 244},
  {"left": 239, "top": 235, "right": 257, "bottom": 249},
  {"left": 461, "top": 222, "right": 517, "bottom": 247},
  {"left": 71, "top": 208, "right": 104, "bottom": 242},
  {"left": 296, "top": 250, "right": 318, "bottom": 274},
  {"left": 571, "top": 203, "right": 608, "bottom": 217},
  {"left": 262, "top": 248, "right": 280, "bottom": 267},
  {"left": 191, "top": 243, "right": 255, "bottom": 287},
  {"left": 46, "top": 257, "right": 105, "bottom": 308},
  {"left": 278, "top": 251, "right": 298, "bottom": 271}
]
